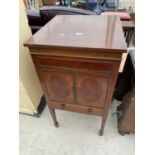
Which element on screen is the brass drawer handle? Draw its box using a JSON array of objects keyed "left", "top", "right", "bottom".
[
  {"left": 61, "top": 104, "right": 65, "bottom": 110},
  {"left": 87, "top": 108, "right": 92, "bottom": 114}
]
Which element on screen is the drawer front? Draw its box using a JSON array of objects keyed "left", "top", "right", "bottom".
[
  {"left": 40, "top": 68, "right": 74, "bottom": 103},
  {"left": 50, "top": 102, "right": 104, "bottom": 116},
  {"left": 37, "top": 56, "right": 113, "bottom": 73},
  {"left": 76, "top": 72, "right": 109, "bottom": 108}
]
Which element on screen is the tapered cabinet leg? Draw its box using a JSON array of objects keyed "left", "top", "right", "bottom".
[
  {"left": 49, "top": 108, "right": 59, "bottom": 128},
  {"left": 99, "top": 116, "right": 106, "bottom": 136},
  {"left": 99, "top": 129, "right": 104, "bottom": 136}
]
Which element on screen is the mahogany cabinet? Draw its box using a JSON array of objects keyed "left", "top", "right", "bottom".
[{"left": 24, "top": 15, "right": 127, "bottom": 135}]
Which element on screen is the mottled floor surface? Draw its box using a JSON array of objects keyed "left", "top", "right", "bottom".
[{"left": 19, "top": 101, "right": 135, "bottom": 155}]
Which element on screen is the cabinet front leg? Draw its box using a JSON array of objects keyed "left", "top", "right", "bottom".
[
  {"left": 49, "top": 108, "right": 59, "bottom": 128},
  {"left": 99, "top": 116, "right": 106, "bottom": 136}
]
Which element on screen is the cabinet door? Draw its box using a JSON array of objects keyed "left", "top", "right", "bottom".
[
  {"left": 76, "top": 73, "right": 110, "bottom": 108},
  {"left": 40, "top": 68, "right": 74, "bottom": 103}
]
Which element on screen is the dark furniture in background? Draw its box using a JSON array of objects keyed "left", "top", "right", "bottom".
[
  {"left": 122, "top": 21, "right": 135, "bottom": 47},
  {"left": 114, "top": 50, "right": 133, "bottom": 100},
  {"left": 40, "top": 6, "right": 96, "bottom": 24},
  {"left": 26, "top": 9, "right": 43, "bottom": 34},
  {"left": 26, "top": 6, "right": 96, "bottom": 34},
  {"left": 117, "top": 49, "right": 135, "bottom": 134},
  {"left": 24, "top": 15, "right": 127, "bottom": 135}
]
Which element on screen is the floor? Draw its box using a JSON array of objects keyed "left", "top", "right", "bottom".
[{"left": 19, "top": 100, "right": 135, "bottom": 155}]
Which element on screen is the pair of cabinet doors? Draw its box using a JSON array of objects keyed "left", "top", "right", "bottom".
[{"left": 35, "top": 56, "right": 113, "bottom": 109}]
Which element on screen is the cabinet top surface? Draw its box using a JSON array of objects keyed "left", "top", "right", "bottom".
[{"left": 24, "top": 15, "right": 127, "bottom": 52}]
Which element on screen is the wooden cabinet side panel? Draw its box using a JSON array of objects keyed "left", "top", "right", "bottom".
[
  {"left": 106, "top": 61, "right": 121, "bottom": 105},
  {"left": 100, "top": 60, "right": 122, "bottom": 129},
  {"left": 31, "top": 54, "right": 51, "bottom": 104}
]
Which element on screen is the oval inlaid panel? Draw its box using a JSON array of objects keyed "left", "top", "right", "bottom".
[
  {"left": 49, "top": 76, "right": 69, "bottom": 98},
  {"left": 80, "top": 78, "right": 103, "bottom": 103}
]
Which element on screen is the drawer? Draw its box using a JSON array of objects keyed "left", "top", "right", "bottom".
[
  {"left": 37, "top": 56, "right": 113, "bottom": 73},
  {"left": 50, "top": 102, "right": 104, "bottom": 116}
]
